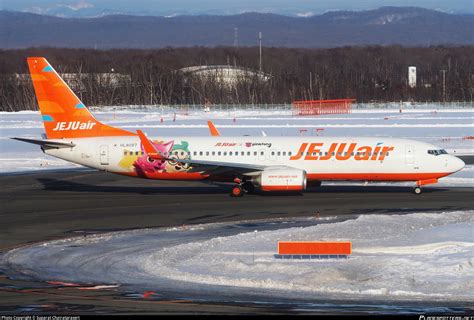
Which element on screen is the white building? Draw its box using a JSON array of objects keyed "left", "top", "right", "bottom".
[
  {"left": 408, "top": 66, "right": 416, "bottom": 88},
  {"left": 179, "top": 65, "right": 270, "bottom": 87}
]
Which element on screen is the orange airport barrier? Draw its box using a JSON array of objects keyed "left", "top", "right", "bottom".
[
  {"left": 278, "top": 241, "right": 352, "bottom": 255},
  {"left": 292, "top": 99, "right": 355, "bottom": 116}
]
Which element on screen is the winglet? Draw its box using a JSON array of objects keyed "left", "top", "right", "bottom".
[
  {"left": 207, "top": 120, "right": 220, "bottom": 136},
  {"left": 136, "top": 130, "right": 166, "bottom": 160}
]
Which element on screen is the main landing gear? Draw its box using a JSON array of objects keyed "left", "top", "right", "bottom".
[
  {"left": 413, "top": 186, "right": 422, "bottom": 195},
  {"left": 230, "top": 178, "right": 254, "bottom": 197},
  {"left": 231, "top": 185, "right": 244, "bottom": 197}
]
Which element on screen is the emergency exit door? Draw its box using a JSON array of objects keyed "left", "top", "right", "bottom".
[{"left": 100, "top": 145, "right": 109, "bottom": 165}]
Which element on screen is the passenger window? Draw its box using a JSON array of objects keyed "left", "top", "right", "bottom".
[
  {"left": 261, "top": 151, "right": 264, "bottom": 156},
  {"left": 199, "top": 151, "right": 203, "bottom": 156},
  {"left": 271, "top": 151, "right": 275, "bottom": 156},
  {"left": 282, "top": 151, "right": 286, "bottom": 156},
  {"left": 254, "top": 152, "right": 257, "bottom": 156},
  {"left": 229, "top": 151, "right": 233, "bottom": 156},
  {"left": 247, "top": 152, "right": 250, "bottom": 156},
  {"left": 123, "top": 151, "right": 127, "bottom": 156},
  {"left": 288, "top": 152, "right": 292, "bottom": 156},
  {"left": 241, "top": 151, "right": 244, "bottom": 156},
  {"left": 224, "top": 152, "right": 227, "bottom": 156},
  {"left": 206, "top": 151, "right": 209, "bottom": 156},
  {"left": 212, "top": 151, "right": 215, "bottom": 156},
  {"left": 218, "top": 151, "right": 221, "bottom": 156}
]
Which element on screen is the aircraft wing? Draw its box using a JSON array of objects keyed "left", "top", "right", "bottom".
[
  {"left": 176, "top": 158, "right": 267, "bottom": 175},
  {"left": 12, "top": 137, "right": 76, "bottom": 148},
  {"left": 176, "top": 158, "right": 299, "bottom": 177}
]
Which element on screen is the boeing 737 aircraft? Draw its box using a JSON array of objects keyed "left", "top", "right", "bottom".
[{"left": 14, "top": 57, "right": 465, "bottom": 196}]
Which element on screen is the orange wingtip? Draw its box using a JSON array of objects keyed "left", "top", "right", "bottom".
[{"left": 207, "top": 120, "right": 220, "bottom": 136}]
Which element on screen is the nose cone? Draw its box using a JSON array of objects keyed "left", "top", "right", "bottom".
[{"left": 448, "top": 156, "right": 465, "bottom": 173}]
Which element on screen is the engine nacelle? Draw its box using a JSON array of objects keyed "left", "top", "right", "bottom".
[{"left": 253, "top": 169, "right": 307, "bottom": 191}]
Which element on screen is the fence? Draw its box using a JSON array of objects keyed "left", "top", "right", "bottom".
[{"left": 292, "top": 99, "right": 355, "bottom": 116}]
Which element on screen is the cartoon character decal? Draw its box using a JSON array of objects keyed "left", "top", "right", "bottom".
[
  {"left": 165, "top": 141, "right": 192, "bottom": 173},
  {"left": 118, "top": 139, "right": 192, "bottom": 175},
  {"left": 134, "top": 140, "right": 174, "bottom": 173}
]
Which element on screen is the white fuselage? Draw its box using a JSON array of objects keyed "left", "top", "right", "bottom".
[{"left": 44, "top": 136, "right": 465, "bottom": 182}]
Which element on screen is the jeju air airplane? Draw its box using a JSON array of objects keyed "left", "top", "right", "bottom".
[{"left": 14, "top": 57, "right": 465, "bottom": 196}]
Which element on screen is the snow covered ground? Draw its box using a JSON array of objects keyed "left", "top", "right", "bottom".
[{"left": 2, "top": 211, "right": 473, "bottom": 302}]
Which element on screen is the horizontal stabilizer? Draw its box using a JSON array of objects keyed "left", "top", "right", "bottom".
[
  {"left": 12, "top": 137, "right": 76, "bottom": 148},
  {"left": 136, "top": 130, "right": 167, "bottom": 161}
]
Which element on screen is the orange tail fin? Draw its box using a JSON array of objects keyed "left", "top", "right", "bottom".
[{"left": 27, "top": 57, "right": 135, "bottom": 139}]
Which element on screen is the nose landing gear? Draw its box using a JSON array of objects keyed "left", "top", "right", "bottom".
[{"left": 413, "top": 178, "right": 438, "bottom": 195}]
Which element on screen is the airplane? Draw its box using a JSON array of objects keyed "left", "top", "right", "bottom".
[{"left": 14, "top": 57, "right": 465, "bottom": 197}]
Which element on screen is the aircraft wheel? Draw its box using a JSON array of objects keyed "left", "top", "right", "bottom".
[
  {"left": 413, "top": 187, "right": 422, "bottom": 195},
  {"left": 231, "top": 186, "right": 244, "bottom": 197}
]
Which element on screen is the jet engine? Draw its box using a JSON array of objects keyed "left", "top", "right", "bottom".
[{"left": 253, "top": 168, "right": 307, "bottom": 191}]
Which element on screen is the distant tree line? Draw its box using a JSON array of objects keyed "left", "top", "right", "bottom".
[{"left": 0, "top": 46, "right": 472, "bottom": 111}]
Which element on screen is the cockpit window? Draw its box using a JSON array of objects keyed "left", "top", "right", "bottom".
[{"left": 428, "top": 149, "right": 447, "bottom": 156}]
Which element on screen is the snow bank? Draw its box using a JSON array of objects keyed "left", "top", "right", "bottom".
[{"left": 2, "top": 211, "right": 473, "bottom": 302}]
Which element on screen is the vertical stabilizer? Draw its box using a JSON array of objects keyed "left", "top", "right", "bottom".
[{"left": 27, "top": 57, "right": 134, "bottom": 139}]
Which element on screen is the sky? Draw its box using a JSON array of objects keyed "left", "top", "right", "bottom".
[{"left": 1, "top": 0, "right": 473, "bottom": 16}]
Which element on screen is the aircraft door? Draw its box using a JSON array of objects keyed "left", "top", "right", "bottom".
[
  {"left": 100, "top": 145, "right": 109, "bottom": 165},
  {"left": 405, "top": 145, "right": 415, "bottom": 165}
]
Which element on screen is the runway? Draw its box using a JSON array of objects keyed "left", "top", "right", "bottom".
[{"left": 0, "top": 170, "right": 473, "bottom": 314}]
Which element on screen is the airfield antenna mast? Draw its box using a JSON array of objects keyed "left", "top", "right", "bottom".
[{"left": 258, "top": 31, "right": 262, "bottom": 72}]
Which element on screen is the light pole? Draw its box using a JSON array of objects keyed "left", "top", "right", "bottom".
[{"left": 441, "top": 69, "right": 446, "bottom": 104}]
